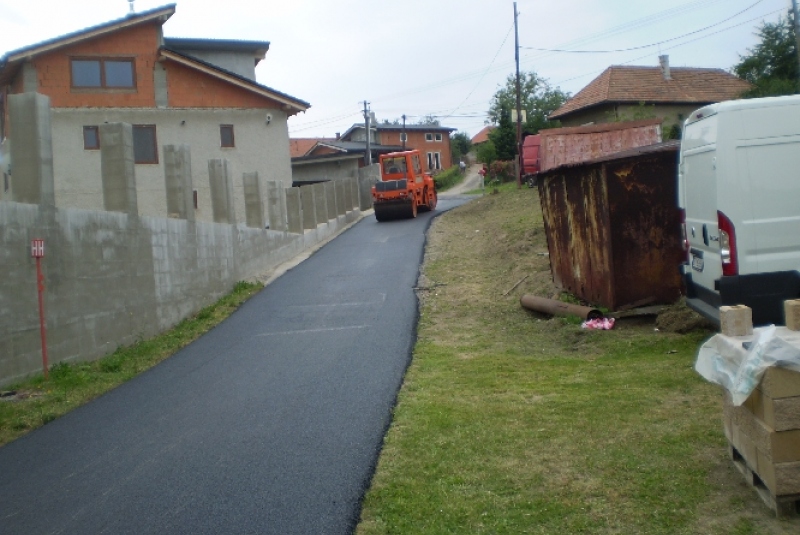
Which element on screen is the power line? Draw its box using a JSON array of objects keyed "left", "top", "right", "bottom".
[{"left": 521, "top": 0, "right": 764, "bottom": 54}]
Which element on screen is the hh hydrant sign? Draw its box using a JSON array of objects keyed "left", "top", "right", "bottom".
[{"left": 31, "top": 238, "right": 44, "bottom": 258}]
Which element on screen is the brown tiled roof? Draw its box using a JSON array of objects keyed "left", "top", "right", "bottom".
[
  {"left": 471, "top": 125, "right": 495, "bottom": 145},
  {"left": 289, "top": 138, "right": 335, "bottom": 158},
  {"left": 549, "top": 66, "right": 751, "bottom": 119}
]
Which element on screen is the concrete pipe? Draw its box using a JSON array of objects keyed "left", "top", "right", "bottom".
[{"left": 520, "top": 294, "right": 603, "bottom": 320}]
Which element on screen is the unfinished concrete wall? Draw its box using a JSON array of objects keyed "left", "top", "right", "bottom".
[{"left": 0, "top": 99, "right": 364, "bottom": 387}]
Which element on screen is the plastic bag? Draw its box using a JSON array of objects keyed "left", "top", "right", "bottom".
[
  {"left": 695, "top": 326, "right": 800, "bottom": 405},
  {"left": 581, "top": 317, "right": 615, "bottom": 330}
]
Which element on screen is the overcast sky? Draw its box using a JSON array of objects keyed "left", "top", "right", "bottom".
[{"left": 0, "top": 0, "right": 791, "bottom": 138}]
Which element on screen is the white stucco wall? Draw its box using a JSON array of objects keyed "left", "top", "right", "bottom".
[{"left": 50, "top": 108, "right": 292, "bottom": 225}]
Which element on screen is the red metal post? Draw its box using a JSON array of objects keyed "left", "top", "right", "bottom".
[{"left": 31, "top": 239, "right": 49, "bottom": 379}]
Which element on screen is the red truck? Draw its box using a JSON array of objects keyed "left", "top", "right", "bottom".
[{"left": 372, "top": 150, "right": 437, "bottom": 221}]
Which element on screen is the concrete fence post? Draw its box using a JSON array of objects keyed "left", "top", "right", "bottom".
[
  {"left": 164, "top": 144, "right": 194, "bottom": 221},
  {"left": 242, "top": 172, "right": 265, "bottom": 229},
  {"left": 300, "top": 186, "right": 317, "bottom": 230},
  {"left": 312, "top": 182, "right": 328, "bottom": 223},
  {"left": 100, "top": 123, "right": 138, "bottom": 215},
  {"left": 285, "top": 187, "right": 303, "bottom": 233},
  {"left": 335, "top": 180, "right": 347, "bottom": 216},
  {"left": 324, "top": 181, "right": 337, "bottom": 220},
  {"left": 9, "top": 93, "right": 55, "bottom": 207},
  {"left": 208, "top": 159, "right": 235, "bottom": 224},
  {"left": 266, "top": 180, "right": 288, "bottom": 231}
]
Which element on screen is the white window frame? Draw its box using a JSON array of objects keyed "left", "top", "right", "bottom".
[
  {"left": 400, "top": 132, "right": 408, "bottom": 143},
  {"left": 425, "top": 133, "right": 433, "bottom": 142},
  {"left": 434, "top": 133, "right": 443, "bottom": 142},
  {"left": 427, "top": 151, "right": 442, "bottom": 170}
]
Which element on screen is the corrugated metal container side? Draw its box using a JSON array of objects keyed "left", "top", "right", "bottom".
[{"left": 537, "top": 141, "right": 684, "bottom": 311}]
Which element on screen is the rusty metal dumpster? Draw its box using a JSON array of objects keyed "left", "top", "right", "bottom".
[{"left": 537, "top": 140, "right": 684, "bottom": 311}]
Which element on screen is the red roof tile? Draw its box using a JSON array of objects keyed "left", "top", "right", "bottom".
[
  {"left": 549, "top": 65, "right": 751, "bottom": 120},
  {"left": 471, "top": 126, "right": 495, "bottom": 145},
  {"left": 289, "top": 138, "right": 335, "bottom": 158}
]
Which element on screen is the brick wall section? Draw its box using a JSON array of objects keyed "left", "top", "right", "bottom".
[
  {"left": 166, "top": 61, "right": 282, "bottom": 109},
  {"left": 26, "top": 23, "right": 161, "bottom": 108},
  {"left": 378, "top": 130, "right": 452, "bottom": 170}
]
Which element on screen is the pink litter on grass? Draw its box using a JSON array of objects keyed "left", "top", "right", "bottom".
[{"left": 581, "top": 317, "right": 615, "bottom": 330}]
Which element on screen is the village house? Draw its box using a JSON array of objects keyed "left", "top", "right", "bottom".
[
  {"left": 548, "top": 55, "right": 751, "bottom": 136},
  {"left": 0, "top": 3, "right": 309, "bottom": 224}
]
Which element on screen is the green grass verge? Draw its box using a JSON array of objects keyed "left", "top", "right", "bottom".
[
  {"left": 357, "top": 184, "right": 798, "bottom": 534},
  {"left": 0, "top": 280, "right": 263, "bottom": 447}
]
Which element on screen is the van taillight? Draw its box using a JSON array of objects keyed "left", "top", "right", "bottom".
[{"left": 718, "top": 210, "right": 738, "bottom": 276}]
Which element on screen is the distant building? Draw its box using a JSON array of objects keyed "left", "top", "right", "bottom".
[{"left": 548, "top": 56, "right": 751, "bottom": 133}]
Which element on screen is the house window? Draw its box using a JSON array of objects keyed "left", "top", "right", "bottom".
[
  {"left": 399, "top": 132, "right": 407, "bottom": 143},
  {"left": 434, "top": 133, "right": 443, "bottom": 142},
  {"left": 133, "top": 125, "right": 158, "bottom": 164},
  {"left": 71, "top": 58, "right": 135, "bottom": 89},
  {"left": 83, "top": 126, "right": 100, "bottom": 150},
  {"left": 220, "top": 125, "right": 235, "bottom": 148},
  {"left": 425, "top": 133, "right": 433, "bottom": 142},
  {"left": 427, "top": 152, "right": 442, "bottom": 170}
]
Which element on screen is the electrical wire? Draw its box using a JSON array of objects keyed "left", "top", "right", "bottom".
[{"left": 521, "top": 0, "right": 764, "bottom": 54}]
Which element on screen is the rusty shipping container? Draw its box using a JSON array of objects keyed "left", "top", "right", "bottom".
[
  {"left": 538, "top": 118, "right": 663, "bottom": 173},
  {"left": 537, "top": 140, "right": 684, "bottom": 311}
]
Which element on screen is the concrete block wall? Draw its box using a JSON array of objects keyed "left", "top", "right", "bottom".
[{"left": 0, "top": 95, "right": 363, "bottom": 386}]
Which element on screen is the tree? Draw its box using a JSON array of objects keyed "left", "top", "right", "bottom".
[
  {"left": 475, "top": 139, "right": 497, "bottom": 165},
  {"left": 734, "top": 12, "right": 799, "bottom": 97},
  {"left": 450, "top": 132, "right": 471, "bottom": 163},
  {"left": 488, "top": 71, "right": 569, "bottom": 135},
  {"left": 416, "top": 115, "right": 441, "bottom": 126},
  {"left": 488, "top": 108, "right": 517, "bottom": 161}
]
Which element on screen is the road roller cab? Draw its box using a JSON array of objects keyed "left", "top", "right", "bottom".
[{"left": 372, "top": 150, "right": 437, "bottom": 221}]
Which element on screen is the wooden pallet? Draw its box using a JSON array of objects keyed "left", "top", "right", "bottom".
[{"left": 729, "top": 443, "right": 800, "bottom": 517}]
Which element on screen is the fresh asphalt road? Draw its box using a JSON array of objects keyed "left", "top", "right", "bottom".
[{"left": 0, "top": 196, "right": 472, "bottom": 535}]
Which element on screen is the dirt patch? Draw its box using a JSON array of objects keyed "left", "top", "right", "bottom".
[{"left": 656, "top": 298, "right": 718, "bottom": 333}]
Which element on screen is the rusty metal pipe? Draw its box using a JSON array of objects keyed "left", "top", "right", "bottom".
[{"left": 520, "top": 294, "right": 603, "bottom": 320}]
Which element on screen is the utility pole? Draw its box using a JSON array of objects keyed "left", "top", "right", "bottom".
[
  {"left": 792, "top": 0, "right": 800, "bottom": 91},
  {"left": 363, "top": 101, "right": 372, "bottom": 166},
  {"left": 402, "top": 114, "right": 407, "bottom": 150},
  {"left": 514, "top": 2, "right": 523, "bottom": 189}
]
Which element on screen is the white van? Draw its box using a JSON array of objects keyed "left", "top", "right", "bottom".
[{"left": 678, "top": 94, "right": 800, "bottom": 326}]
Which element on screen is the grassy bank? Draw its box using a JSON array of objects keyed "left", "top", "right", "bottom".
[
  {"left": 0, "top": 281, "right": 262, "bottom": 447},
  {"left": 357, "top": 184, "right": 798, "bottom": 534}
]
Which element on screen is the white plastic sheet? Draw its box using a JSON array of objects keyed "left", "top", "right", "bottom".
[{"left": 695, "top": 326, "right": 800, "bottom": 405}]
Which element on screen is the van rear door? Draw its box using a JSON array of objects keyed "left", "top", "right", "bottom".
[
  {"left": 735, "top": 103, "right": 800, "bottom": 275},
  {"left": 680, "top": 110, "right": 721, "bottom": 293}
]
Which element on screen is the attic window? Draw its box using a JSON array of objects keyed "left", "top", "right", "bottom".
[{"left": 71, "top": 58, "right": 135, "bottom": 89}]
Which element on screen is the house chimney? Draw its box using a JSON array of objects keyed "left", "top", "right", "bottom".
[{"left": 659, "top": 55, "right": 672, "bottom": 80}]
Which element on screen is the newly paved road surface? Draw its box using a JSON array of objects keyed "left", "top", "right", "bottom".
[{"left": 0, "top": 196, "right": 471, "bottom": 535}]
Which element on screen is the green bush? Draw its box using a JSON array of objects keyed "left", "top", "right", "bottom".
[
  {"left": 489, "top": 160, "right": 516, "bottom": 183},
  {"left": 433, "top": 166, "right": 462, "bottom": 191}
]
